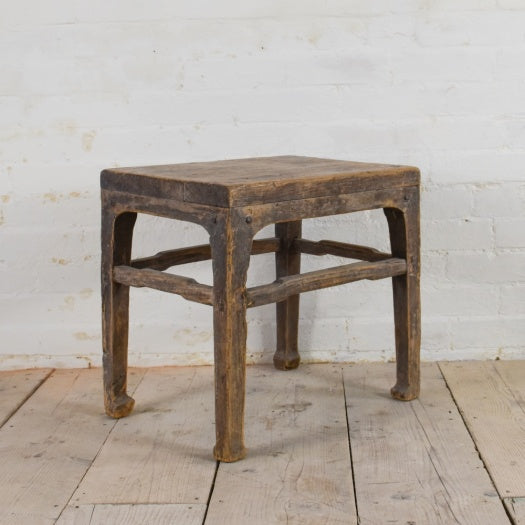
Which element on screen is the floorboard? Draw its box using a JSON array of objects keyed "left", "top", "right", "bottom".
[
  {"left": 205, "top": 364, "right": 356, "bottom": 525},
  {"left": 0, "top": 368, "right": 145, "bottom": 525},
  {"left": 71, "top": 366, "right": 217, "bottom": 506},
  {"left": 0, "top": 368, "right": 52, "bottom": 427},
  {"left": 440, "top": 361, "right": 525, "bottom": 498},
  {"left": 344, "top": 362, "right": 509, "bottom": 524},
  {"left": 505, "top": 498, "right": 525, "bottom": 525},
  {"left": 57, "top": 504, "right": 206, "bottom": 524},
  {"left": 1, "top": 361, "right": 524, "bottom": 524}
]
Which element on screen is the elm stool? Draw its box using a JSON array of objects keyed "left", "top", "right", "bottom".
[{"left": 101, "top": 156, "right": 421, "bottom": 462}]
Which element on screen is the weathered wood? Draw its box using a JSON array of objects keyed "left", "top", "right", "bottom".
[
  {"left": 494, "top": 358, "right": 525, "bottom": 409},
  {"left": 57, "top": 504, "right": 205, "bottom": 525},
  {"left": 206, "top": 364, "right": 357, "bottom": 524},
  {"left": 247, "top": 258, "right": 407, "bottom": 308},
  {"left": 344, "top": 363, "right": 509, "bottom": 524},
  {"left": 0, "top": 368, "right": 52, "bottom": 428},
  {"left": 504, "top": 498, "right": 525, "bottom": 525},
  {"left": 101, "top": 207, "right": 137, "bottom": 419},
  {"left": 110, "top": 186, "right": 412, "bottom": 233},
  {"left": 131, "top": 243, "right": 212, "bottom": 270},
  {"left": 440, "top": 361, "right": 525, "bottom": 498},
  {"left": 295, "top": 238, "right": 391, "bottom": 261},
  {"left": 131, "top": 237, "right": 280, "bottom": 271},
  {"left": 101, "top": 156, "right": 421, "bottom": 461},
  {"left": 209, "top": 209, "right": 253, "bottom": 462},
  {"left": 0, "top": 368, "right": 145, "bottom": 525},
  {"left": 72, "top": 366, "right": 216, "bottom": 506},
  {"left": 243, "top": 187, "right": 412, "bottom": 232},
  {"left": 113, "top": 266, "right": 214, "bottom": 305},
  {"left": 102, "top": 156, "right": 419, "bottom": 207},
  {"left": 384, "top": 188, "right": 421, "bottom": 401},
  {"left": 274, "top": 221, "right": 302, "bottom": 370},
  {"left": 108, "top": 189, "right": 218, "bottom": 231},
  {"left": 121, "top": 244, "right": 402, "bottom": 311},
  {"left": 7, "top": 362, "right": 525, "bottom": 521}
]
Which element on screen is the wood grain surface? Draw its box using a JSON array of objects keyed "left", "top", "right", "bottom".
[
  {"left": 440, "top": 360, "right": 525, "bottom": 498},
  {"left": 102, "top": 155, "right": 419, "bottom": 207},
  {"left": 57, "top": 504, "right": 205, "bottom": 525},
  {"left": 205, "top": 364, "right": 357, "bottom": 524},
  {"left": 247, "top": 258, "right": 407, "bottom": 307},
  {"left": 0, "top": 368, "right": 52, "bottom": 428},
  {"left": 504, "top": 498, "right": 525, "bottom": 525},
  {"left": 72, "top": 366, "right": 217, "bottom": 505},
  {"left": 1, "top": 362, "right": 523, "bottom": 524},
  {"left": 344, "top": 362, "right": 508, "bottom": 524},
  {"left": 0, "top": 368, "right": 145, "bottom": 525}
]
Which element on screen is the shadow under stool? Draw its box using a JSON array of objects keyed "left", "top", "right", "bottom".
[{"left": 100, "top": 155, "right": 421, "bottom": 462}]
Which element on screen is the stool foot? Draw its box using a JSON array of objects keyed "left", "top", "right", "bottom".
[
  {"left": 105, "top": 393, "right": 135, "bottom": 418},
  {"left": 390, "top": 383, "right": 419, "bottom": 401},
  {"left": 273, "top": 354, "right": 300, "bottom": 370},
  {"left": 213, "top": 444, "right": 247, "bottom": 463}
]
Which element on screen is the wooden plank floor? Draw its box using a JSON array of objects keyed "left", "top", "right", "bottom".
[{"left": 1, "top": 362, "right": 524, "bottom": 524}]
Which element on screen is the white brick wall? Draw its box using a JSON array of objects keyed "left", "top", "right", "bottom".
[{"left": 1, "top": 1, "right": 524, "bottom": 368}]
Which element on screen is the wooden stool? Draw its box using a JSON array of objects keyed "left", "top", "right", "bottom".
[{"left": 101, "top": 156, "right": 421, "bottom": 462}]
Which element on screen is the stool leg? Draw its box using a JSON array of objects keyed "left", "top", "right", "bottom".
[
  {"left": 274, "top": 221, "right": 302, "bottom": 370},
  {"left": 210, "top": 214, "right": 252, "bottom": 462},
  {"left": 384, "top": 192, "right": 421, "bottom": 401},
  {"left": 101, "top": 208, "right": 137, "bottom": 418}
]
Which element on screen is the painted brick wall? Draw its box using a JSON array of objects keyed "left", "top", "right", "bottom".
[{"left": 1, "top": 1, "right": 524, "bottom": 368}]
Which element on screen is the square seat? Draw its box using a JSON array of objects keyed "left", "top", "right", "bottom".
[
  {"left": 101, "top": 155, "right": 419, "bottom": 207},
  {"left": 101, "top": 155, "right": 421, "bottom": 462}
]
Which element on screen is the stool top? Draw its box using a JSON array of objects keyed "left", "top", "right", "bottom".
[{"left": 102, "top": 155, "right": 419, "bottom": 208}]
